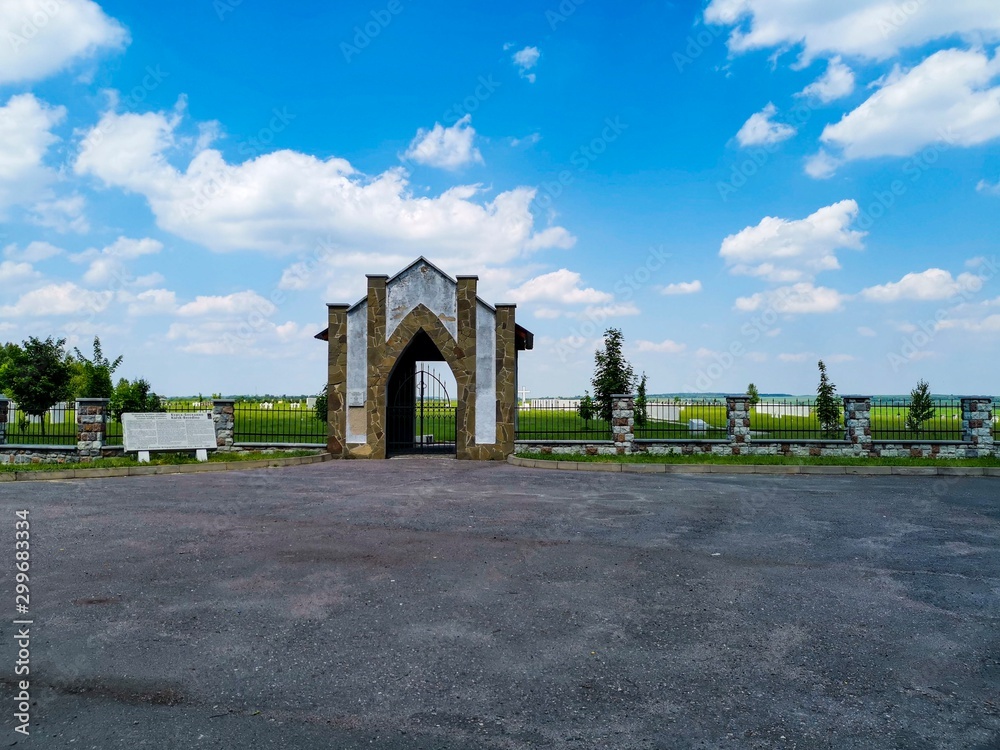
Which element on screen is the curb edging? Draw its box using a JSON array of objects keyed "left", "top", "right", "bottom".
[
  {"left": 1, "top": 453, "right": 332, "bottom": 482},
  {"left": 506, "top": 455, "right": 998, "bottom": 477}
]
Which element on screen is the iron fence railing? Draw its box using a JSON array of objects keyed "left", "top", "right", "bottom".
[
  {"left": 3, "top": 402, "right": 76, "bottom": 445},
  {"left": 635, "top": 400, "right": 728, "bottom": 440},
  {"left": 749, "top": 399, "right": 843, "bottom": 440},
  {"left": 869, "top": 398, "right": 963, "bottom": 441},
  {"left": 232, "top": 401, "right": 327, "bottom": 444},
  {"left": 516, "top": 400, "right": 610, "bottom": 440}
]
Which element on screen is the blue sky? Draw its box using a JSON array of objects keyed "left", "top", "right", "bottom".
[{"left": 1, "top": 0, "right": 999, "bottom": 397}]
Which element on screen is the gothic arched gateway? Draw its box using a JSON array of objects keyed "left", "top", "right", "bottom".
[{"left": 315, "top": 258, "right": 533, "bottom": 459}]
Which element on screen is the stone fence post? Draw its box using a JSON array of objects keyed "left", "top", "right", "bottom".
[
  {"left": 726, "top": 396, "right": 750, "bottom": 453},
  {"left": 961, "top": 397, "right": 994, "bottom": 457},
  {"left": 0, "top": 398, "right": 8, "bottom": 445},
  {"left": 611, "top": 394, "right": 634, "bottom": 455},
  {"left": 212, "top": 399, "right": 236, "bottom": 451},
  {"left": 76, "top": 398, "right": 108, "bottom": 460},
  {"left": 843, "top": 396, "right": 872, "bottom": 454}
]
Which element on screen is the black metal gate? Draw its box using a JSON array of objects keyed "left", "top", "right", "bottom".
[{"left": 386, "top": 366, "right": 456, "bottom": 456}]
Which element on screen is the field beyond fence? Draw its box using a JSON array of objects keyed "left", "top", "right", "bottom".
[{"left": 516, "top": 398, "right": 998, "bottom": 442}]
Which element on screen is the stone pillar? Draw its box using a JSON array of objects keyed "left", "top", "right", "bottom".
[
  {"left": 843, "top": 396, "right": 872, "bottom": 455},
  {"left": 611, "top": 394, "right": 634, "bottom": 455},
  {"left": 455, "top": 275, "right": 479, "bottom": 459},
  {"left": 326, "top": 303, "right": 349, "bottom": 457},
  {"left": 726, "top": 396, "right": 751, "bottom": 454},
  {"left": 212, "top": 399, "right": 235, "bottom": 452},
  {"left": 961, "top": 397, "right": 994, "bottom": 457},
  {"left": 0, "top": 398, "right": 7, "bottom": 445},
  {"left": 365, "top": 276, "right": 389, "bottom": 459},
  {"left": 76, "top": 398, "right": 108, "bottom": 461},
  {"left": 494, "top": 304, "right": 517, "bottom": 456}
]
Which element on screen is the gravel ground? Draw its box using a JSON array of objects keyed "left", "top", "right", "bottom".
[{"left": 0, "top": 458, "right": 998, "bottom": 749}]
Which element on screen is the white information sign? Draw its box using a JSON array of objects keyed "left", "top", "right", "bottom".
[{"left": 122, "top": 412, "right": 217, "bottom": 455}]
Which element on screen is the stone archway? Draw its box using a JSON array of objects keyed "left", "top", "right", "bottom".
[{"left": 316, "top": 257, "right": 533, "bottom": 460}]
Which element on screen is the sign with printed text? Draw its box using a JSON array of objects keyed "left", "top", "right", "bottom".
[{"left": 122, "top": 412, "right": 217, "bottom": 452}]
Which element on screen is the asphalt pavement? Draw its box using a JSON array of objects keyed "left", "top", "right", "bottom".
[{"left": 1, "top": 459, "right": 998, "bottom": 749}]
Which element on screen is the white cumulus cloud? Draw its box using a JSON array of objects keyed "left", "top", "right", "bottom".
[
  {"left": 660, "top": 280, "right": 702, "bottom": 296},
  {"left": 507, "top": 269, "right": 612, "bottom": 305},
  {"left": 0, "top": 0, "right": 128, "bottom": 84},
  {"left": 977, "top": 177, "right": 1000, "bottom": 195},
  {"left": 403, "top": 115, "right": 484, "bottom": 170},
  {"left": 736, "top": 103, "right": 796, "bottom": 147},
  {"left": 0, "top": 94, "right": 66, "bottom": 213},
  {"left": 798, "top": 56, "right": 855, "bottom": 102},
  {"left": 719, "top": 200, "right": 865, "bottom": 282},
  {"left": 0, "top": 282, "right": 112, "bottom": 317},
  {"left": 176, "top": 291, "right": 277, "bottom": 318},
  {"left": 512, "top": 46, "right": 540, "bottom": 82},
  {"left": 818, "top": 48, "right": 1000, "bottom": 166},
  {"left": 73, "top": 236, "right": 163, "bottom": 285},
  {"left": 637, "top": 339, "right": 687, "bottom": 354},
  {"left": 74, "top": 103, "right": 571, "bottom": 266},
  {"left": 735, "top": 283, "right": 847, "bottom": 314},
  {"left": 704, "top": 0, "right": 1000, "bottom": 62},
  {"left": 4, "top": 241, "right": 63, "bottom": 262},
  {"left": 860, "top": 268, "right": 982, "bottom": 302}
]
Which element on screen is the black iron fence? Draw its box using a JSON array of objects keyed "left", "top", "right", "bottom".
[
  {"left": 749, "top": 400, "right": 841, "bottom": 440},
  {"left": 636, "top": 400, "right": 728, "bottom": 440},
  {"left": 3, "top": 403, "right": 76, "bottom": 446},
  {"left": 231, "top": 400, "right": 327, "bottom": 444},
  {"left": 515, "top": 400, "right": 610, "bottom": 440},
  {"left": 869, "top": 398, "right": 963, "bottom": 441}
]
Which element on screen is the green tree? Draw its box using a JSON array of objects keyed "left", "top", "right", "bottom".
[
  {"left": 815, "top": 360, "right": 841, "bottom": 435},
  {"left": 0, "top": 337, "right": 73, "bottom": 436},
  {"left": 73, "top": 336, "right": 123, "bottom": 399},
  {"left": 746, "top": 382, "right": 760, "bottom": 409},
  {"left": 577, "top": 390, "right": 595, "bottom": 422},
  {"left": 906, "top": 379, "right": 935, "bottom": 433},
  {"left": 634, "top": 373, "right": 648, "bottom": 428},
  {"left": 591, "top": 328, "right": 636, "bottom": 422},
  {"left": 109, "top": 378, "right": 165, "bottom": 422},
  {"left": 314, "top": 384, "right": 328, "bottom": 423}
]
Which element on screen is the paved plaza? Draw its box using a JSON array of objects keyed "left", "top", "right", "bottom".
[{"left": 1, "top": 460, "right": 998, "bottom": 748}]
